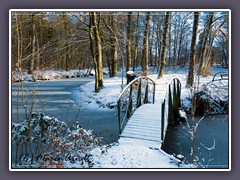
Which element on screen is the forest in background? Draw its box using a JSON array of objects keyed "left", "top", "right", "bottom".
[{"left": 11, "top": 11, "right": 229, "bottom": 91}]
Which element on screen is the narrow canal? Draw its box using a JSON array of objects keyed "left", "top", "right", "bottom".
[{"left": 161, "top": 115, "right": 229, "bottom": 168}]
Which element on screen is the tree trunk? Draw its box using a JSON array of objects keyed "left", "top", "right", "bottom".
[
  {"left": 186, "top": 12, "right": 199, "bottom": 87},
  {"left": 184, "top": 39, "right": 188, "bottom": 66},
  {"left": 126, "top": 12, "right": 132, "bottom": 73},
  {"left": 133, "top": 12, "right": 139, "bottom": 71},
  {"left": 198, "top": 12, "right": 214, "bottom": 75},
  {"left": 102, "top": 36, "right": 111, "bottom": 77},
  {"left": 105, "top": 41, "right": 112, "bottom": 77},
  {"left": 28, "top": 13, "right": 35, "bottom": 74},
  {"left": 15, "top": 12, "right": 22, "bottom": 71},
  {"left": 92, "top": 12, "right": 103, "bottom": 88},
  {"left": 173, "top": 16, "right": 178, "bottom": 66},
  {"left": 202, "top": 19, "right": 226, "bottom": 76},
  {"left": 149, "top": 16, "right": 155, "bottom": 66},
  {"left": 62, "top": 12, "right": 70, "bottom": 71},
  {"left": 168, "top": 18, "right": 172, "bottom": 66},
  {"left": 36, "top": 33, "right": 40, "bottom": 70},
  {"left": 157, "top": 29, "right": 162, "bottom": 71},
  {"left": 38, "top": 13, "right": 43, "bottom": 70},
  {"left": 177, "top": 30, "right": 183, "bottom": 66},
  {"left": 110, "top": 13, "right": 118, "bottom": 77},
  {"left": 89, "top": 14, "right": 99, "bottom": 92},
  {"left": 158, "top": 12, "right": 171, "bottom": 79},
  {"left": 142, "top": 12, "right": 151, "bottom": 73}
]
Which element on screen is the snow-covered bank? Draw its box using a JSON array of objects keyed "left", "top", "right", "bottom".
[
  {"left": 12, "top": 69, "right": 109, "bottom": 83},
  {"left": 79, "top": 77, "right": 123, "bottom": 110},
  {"left": 11, "top": 66, "right": 228, "bottom": 169},
  {"left": 12, "top": 69, "right": 84, "bottom": 82},
  {"left": 79, "top": 66, "right": 228, "bottom": 111}
]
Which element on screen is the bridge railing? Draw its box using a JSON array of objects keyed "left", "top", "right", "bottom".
[
  {"left": 117, "top": 76, "right": 156, "bottom": 134},
  {"left": 161, "top": 78, "right": 181, "bottom": 142}
]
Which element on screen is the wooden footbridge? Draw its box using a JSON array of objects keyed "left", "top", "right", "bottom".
[{"left": 117, "top": 76, "right": 181, "bottom": 149}]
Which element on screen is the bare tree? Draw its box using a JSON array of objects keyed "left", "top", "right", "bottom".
[
  {"left": 110, "top": 13, "right": 118, "bottom": 77},
  {"left": 89, "top": 13, "right": 99, "bottom": 92},
  {"left": 126, "top": 12, "right": 132, "bottom": 73},
  {"left": 88, "top": 12, "right": 104, "bottom": 92},
  {"left": 93, "top": 12, "right": 103, "bottom": 88},
  {"left": 28, "top": 13, "right": 35, "bottom": 74},
  {"left": 142, "top": 12, "right": 151, "bottom": 73},
  {"left": 157, "top": 12, "right": 171, "bottom": 79},
  {"left": 198, "top": 12, "right": 214, "bottom": 75},
  {"left": 62, "top": 12, "right": 70, "bottom": 71},
  {"left": 202, "top": 18, "right": 226, "bottom": 76},
  {"left": 133, "top": 12, "right": 140, "bottom": 71},
  {"left": 186, "top": 12, "right": 199, "bottom": 87}
]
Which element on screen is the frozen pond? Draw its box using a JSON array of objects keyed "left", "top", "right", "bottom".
[{"left": 11, "top": 77, "right": 119, "bottom": 145}]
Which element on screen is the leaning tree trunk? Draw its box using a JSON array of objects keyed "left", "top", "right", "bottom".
[
  {"left": 158, "top": 12, "right": 171, "bottom": 79},
  {"left": 202, "top": 19, "right": 226, "bottom": 76},
  {"left": 186, "top": 12, "right": 199, "bottom": 87},
  {"left": 198, "top": 12, "right": 214, "bottom": 75}
]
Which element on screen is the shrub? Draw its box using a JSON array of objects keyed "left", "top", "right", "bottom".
[{"left": 12, "top": 112, "right": 103, "bottom": 168}]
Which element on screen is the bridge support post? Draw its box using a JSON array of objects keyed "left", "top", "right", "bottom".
[
  {"left": 161, "top": 100, "right": 165, "bottom": 142},
  {"left": 127, "top": 84, "right": 133, "bottom": 118},
  {"left": 136, "top": 79, "right": 142, "bottom": 108},
  {"left": 177, "top": 79, "right": 181, "bottom": 108},
  {"left": 173, "top": 79, "right": 179, "bottom": 123},
  {"left": 117, "top": 101, "right": 122, "bottom": 134},
  {"left": 168, "top": 84, "right": 174, "bottom": 124},
  {"left": 144, "top": 79, "right": 149, "bottom": 104}
]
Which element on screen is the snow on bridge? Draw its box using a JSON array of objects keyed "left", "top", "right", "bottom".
[
  {"left": 119, "top": 103, "right": 164, "bottom": 149},
  {"left": 117, "top": 77, "right": 181, "bottom": 150}
]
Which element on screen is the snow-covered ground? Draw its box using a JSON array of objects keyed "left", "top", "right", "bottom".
[
  {"left": 11, "top": 66, "right": 228, "bottom": 169},
  {"left": 74, "top": 66, "right": 228, "bottom": 169},
  {"left": 79, "top": 66, "right": 228, "bottom": 110},
  {"left": 90, "top": 141, "right": 187, "bottom": 168},
  {"left": 62, "top": 141, "right": 184, "bottom": 169}
]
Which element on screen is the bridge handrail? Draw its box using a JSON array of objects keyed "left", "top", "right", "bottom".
[
  {"left": 160, "top": 78, "right": 182, "bottom": 143},
  {"left": 117, "top": 76, "right": 156, "bottom": 101},
  {"left": 117, "top": 76, "right": 156, "bottom": 134}
]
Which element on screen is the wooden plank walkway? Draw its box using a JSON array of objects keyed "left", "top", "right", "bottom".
[{"left": 120, "top": 103, "right": 164, "bottom": 149}]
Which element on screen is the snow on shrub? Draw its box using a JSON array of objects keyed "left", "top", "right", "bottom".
[
  {"left": 182, "top": 72, "right": 228, "bottom": 116},
  {"left": 12, "top": 112, "right": 104, "bottom": 168}
]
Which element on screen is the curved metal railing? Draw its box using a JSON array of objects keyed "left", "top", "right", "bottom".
[
  {"left": 117, "top": 76, "right": 156, "bottom": 134},
  {"left": 160, "top": 78, "right": 182, "bottom": 142}
]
